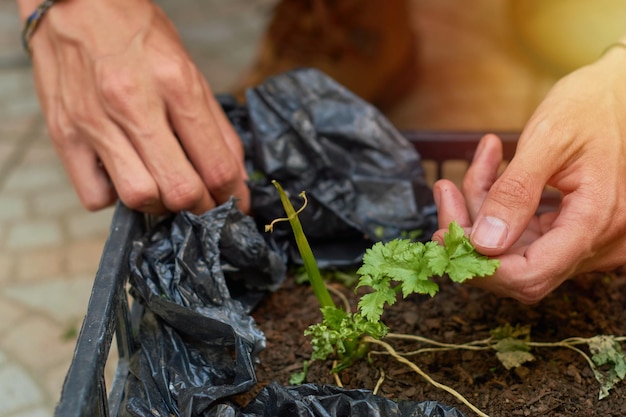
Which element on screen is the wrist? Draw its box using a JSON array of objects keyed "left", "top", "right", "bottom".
[
  {"left": 20, "top": 0, "right": 57, "bottom": 55},
  {"left": 16, "top": 0, "right": 47, "bottom": 22}
]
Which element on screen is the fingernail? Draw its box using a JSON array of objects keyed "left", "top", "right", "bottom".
[{"left": 471, "top": 216, "right": 508, "bottom": 249}]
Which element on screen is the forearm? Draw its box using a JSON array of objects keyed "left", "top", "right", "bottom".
[{"left": 16, "top": 0, "right": 48, "bottom": 22}]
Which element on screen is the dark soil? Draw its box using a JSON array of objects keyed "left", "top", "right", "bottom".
[{"left": 237, "top": 268, "right": 626, "bottom": 417}]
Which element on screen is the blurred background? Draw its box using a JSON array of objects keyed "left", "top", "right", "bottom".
[{"left": 0, "top": 0, "right": 623, "bottom": 415}]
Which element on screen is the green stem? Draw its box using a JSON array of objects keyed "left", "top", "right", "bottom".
[{"left": 269, "top": 180, "right": 335, "bottom": 309}]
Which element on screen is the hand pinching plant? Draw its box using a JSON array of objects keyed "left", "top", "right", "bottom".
[{"left": 265, "top": 181, "right": 626, "bottom": 417}]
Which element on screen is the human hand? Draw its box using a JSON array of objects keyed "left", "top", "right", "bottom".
[
  {"left": 432, "top": 46, "right": 626, "bottom": 303},
  {"left": 20, "top": 0, "right": 249, "bottom": 214}
]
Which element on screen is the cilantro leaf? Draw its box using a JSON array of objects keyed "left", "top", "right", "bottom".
[
  {"left": 445, "top": 251, "right": 499, "bottom": 282},
  {"left": 356, "top": 221, "right": 499, "bottom": 322},
  {"left": 304, "top": 306, "right": 388, "bottom": 370},
  {"left": 441, "top": 222, "right": 499, "bottom": 282},
  {"left": 398, "top": 251, "right": 440, "bottom": 298},
  {"left": 358, "top": 288, "right": 396, "bottom": 322},
  {"left": 424, "top": 241, "right": 448, "bottom": 276}
]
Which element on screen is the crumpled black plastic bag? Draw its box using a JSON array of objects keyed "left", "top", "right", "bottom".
[
  {"left": 212, "top": 383, "right": 467, "bottom": 417},
  {"left": 121, "top": 199, "right": 286, "bottom": 417},
  {"left": 121, "top": 311, "right": 257, "bottom": 417},
  {"left": 221, "top": 68, "right": 438, "bottom": 267}
]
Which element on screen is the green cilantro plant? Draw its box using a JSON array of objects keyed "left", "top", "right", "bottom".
[{"left": 266, "top": 180, "right": 498, "bottom": 372}]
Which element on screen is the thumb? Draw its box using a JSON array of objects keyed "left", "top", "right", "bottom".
[{"left": 469, "top": 159, "right": 546, "bottom": 255}]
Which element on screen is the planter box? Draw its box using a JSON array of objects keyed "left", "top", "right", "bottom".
[{"left": 54, "top": 132, "right": 560, "bottom": 417}]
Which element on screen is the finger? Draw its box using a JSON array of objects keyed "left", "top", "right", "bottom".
[
  {"left": 204, "top": 83, "right": 251, "bottom": 213},
  {"left": 469, "top": 136, "right": 551, "bottom": 255},
  {"left": 49, "top": 104, "right": 118, "bottom": 210},
  {"left": 432, "top": 179, "right": 472, "bottom": 243},
  {"left": 204, "top": 81, "right": 247, "bottom": 178},
  {"left": 93, "top": 125, "right": 171, "bottom": 215},
  {"left": 60, "top": 144, "right": 117, "bottom": 210},
  {"left": 462, "top": 134, "right": 503, "bottom": 221},
  {"left": 473, "top": 194, "right": 599, "bottom": 303},
  {"left": 163, "top": 67, "right": 250, "bottom": 212},
  {"left": 472, "top": 236, "right": 579, "bottom": 304}
]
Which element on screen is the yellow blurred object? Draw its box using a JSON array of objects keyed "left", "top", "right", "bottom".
[{"left": 509, "top": 0, "right": 626, "bottom": 75}]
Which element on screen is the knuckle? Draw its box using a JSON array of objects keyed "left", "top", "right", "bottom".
[
  {"left": 80, "top": 192, "right": 114, "bottom": 212},
  {"left": 515, "top": 282, "right": 550, "bottom": 305},
  {"left": 508, "top": 271, "right": 555, "bottom": 304},
  {"left": 97, "top": 66, "right": 140, "bottom": 109},
  {"left": 527, "top": 114, "right": 570, "bottom": 140},
  {"left": 161, "top": 181, "right": 205, "bottom": 212},
  {"left": 204, "top": 161, "right": 241, "bottom": 197},
  {"left": 488, "top": 172, "right": 535, "bottom": 210},
  {"left": 46, "top": 117, "right": 66, "bottom": 144},
  {"left": 155, "top": 57, "right": 199, "bottom": 96},
  {"left": 117, "top": 181, "right": 160, "bottom": 212},
  {"left": 461, "top": 174, "right": 483, "bottom": 201},
  {"left": 47, "top": 107, "right": 76, "bottom": 143},
  {"left": 64, "top": 103, "right": 98, "bottom": 130}
]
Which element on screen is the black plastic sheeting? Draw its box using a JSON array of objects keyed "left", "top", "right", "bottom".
[
  {"left": 224, "top": 68, "right": 437, "bottom": 267},
  {"left": 120, "top": 69, "right": 464, "bottom": 417},
  {"left": 217, "top": 383, "right": 467, "bottom": 417},
  {"left": 122, "top": 200, "right": 285, "bottom": 417}
]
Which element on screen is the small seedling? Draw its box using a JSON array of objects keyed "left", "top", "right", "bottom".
[{"left": 265, "top": 180, "right": 498, "bottom": 372}]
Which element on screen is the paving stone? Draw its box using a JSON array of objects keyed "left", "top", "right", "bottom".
[
  {"left": 0, "top": 141, "right": 19, "bottom": 173},
  {"left": 20, "top": 141, "right": 58, "bottom": 165},
  {"left": 3, "top": 161, "right": 68, "bottom": 193},
  {"left": 0, "top": 299, "right": 26, "bottom": 335},
  {"left": 4, "top": 277, "right": 93, "bottom": 324},
  {"left": 65, "top": 206, "right": 115, "bottom": 241},
  {"left": 0, "top": 1, "right": 20, "bottom": 44},
  {"left": 0, "top": 362, "right": 44, "bottom": 415},
  {"left": 31, "top": 187, "right": 82, "bottom": 218},
  {"left": 3, "top": 93, "right": 40, "bottom": 120},
  {"left": 0, "top": 69, "right": 33, "bottom": 100},
  {"left": 0, "top": 252, "right": 15, "bottom": 286},
  {"left": 0, "top": 112, "right": 39, "bottom": 138},
  {"left": 11, "top": 407, "right": 51, "bottom": 417},
  {"left": 0, "top": 315, "right": 76, "bottom": 371},
  {"left": 0, "top": 195, "right": 27, "bottom": 222},
  {"left": 14, "top": 247, "right": 65, "bottom": 283},
  {"left": 66, "top": 237, "right": 107, "bottom": 276},
  {"left": 6, "top": 220, "right": 64, "bottom": 249},
  {"left": 44, "top": 361, "right": 75, "bottom": 410},
  {"left": 0, "top": 74, "right": 39, "bottom": 128}
]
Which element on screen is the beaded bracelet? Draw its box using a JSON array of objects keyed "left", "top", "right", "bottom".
[
  {"left": 21, "top": 0, "right": 56, "bottom": 56},
  {"left": 601, "top": 42, "right": 626, "bottom": 57}
]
